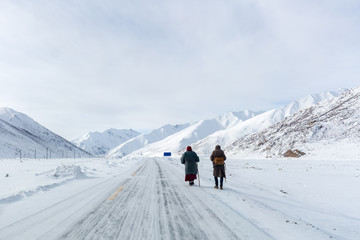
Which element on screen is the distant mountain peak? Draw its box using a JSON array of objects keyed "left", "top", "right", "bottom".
[
  {"left": 106, "top": 123, "right": 191, "bottom": 158},
  {"left": 73, "top": 128, "right": 141, "bottom": 156}
]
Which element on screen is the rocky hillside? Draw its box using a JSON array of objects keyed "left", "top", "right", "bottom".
[{"left": 227, "top": 87, "right": 360, "bottom": 159}]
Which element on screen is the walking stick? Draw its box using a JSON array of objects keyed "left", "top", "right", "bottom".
[{"left": 197, "top": 163, "right": 200, "bottom": 186}]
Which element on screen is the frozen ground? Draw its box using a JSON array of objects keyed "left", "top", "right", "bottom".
[{"left": 0, "top": 157, "right": 359, "bottom": 239}]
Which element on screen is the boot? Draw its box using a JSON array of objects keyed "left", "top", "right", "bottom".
[
  {"left": 220, "top": 186, "right": 223, "bottom": 190},
  {"left": 214, "top": 185, "right": 218, "bottom": 189}
]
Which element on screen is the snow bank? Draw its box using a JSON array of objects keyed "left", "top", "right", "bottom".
[
  {"left": 45, "top": 165, "right": 87, "bottom": 179},
  {"left": 0, "top": 158, "right": 135, "bottom": 204}
]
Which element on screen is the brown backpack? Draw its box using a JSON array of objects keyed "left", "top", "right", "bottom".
[{"left": 214, "top": 157, "right": 224, "bottom": 165}]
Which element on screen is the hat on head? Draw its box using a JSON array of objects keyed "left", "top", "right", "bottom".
[{"left": 186, "top": 146, "right": 192, "bottom": 151}]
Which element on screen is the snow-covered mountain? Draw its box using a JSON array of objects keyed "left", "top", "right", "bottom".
[
  {"left": 0, "top": 107, "right": 91, "bottom": 159},
  {"left": 192, "top": 89, "right": 348, "bottom": 154},
  {"left": 73, "top": 129, "right": 140, "bottom": 156},
  {"left": 227, "top": 86, "right": 360, "bottom": 159},
  {"left": 106, "top": 123, "right": 191, "bottom": 158},
  {"left": 121, "top": 110, "right": 263, "bottom": 158},
  {"left": 1, "top": 88, "right": 352, "bottom": 160}
]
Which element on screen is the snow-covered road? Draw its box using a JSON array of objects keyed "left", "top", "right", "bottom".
[
  {"left": 1, "top": 157, "right": 359, "bottom": 239},
  {"left": 58, "top": 158, "right": 271, "bottom": 239}
]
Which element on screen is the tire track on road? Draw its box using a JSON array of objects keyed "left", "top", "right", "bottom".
[{"left": 58, "top": 158, "right": 275, "bottom": 240}]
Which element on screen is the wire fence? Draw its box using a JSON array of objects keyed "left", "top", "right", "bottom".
[{"left": 7, "top": 147, "right": 93, "bottom": 160}]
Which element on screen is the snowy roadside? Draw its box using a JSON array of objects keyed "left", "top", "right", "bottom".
[
  {"left": 167, "top": 156, "right": 360, "bottom": 239},
  {"left": 0, "top": 158, "right": 141, "bottom": 202},
  {"left": 0, "top": 157, "right": 143, "bottom": 232}
]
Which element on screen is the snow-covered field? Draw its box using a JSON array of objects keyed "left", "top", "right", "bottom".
[{"left": 0, "top": 157, "right": 359, "bottom": 239}]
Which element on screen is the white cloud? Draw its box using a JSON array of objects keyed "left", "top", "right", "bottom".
[{"left": 1, "top": 0, "right": 359, "bottom": 139}]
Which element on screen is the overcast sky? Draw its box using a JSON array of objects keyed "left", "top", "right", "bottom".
[{"left": 1, "top": 0, "right": 360, "bottom": 140}]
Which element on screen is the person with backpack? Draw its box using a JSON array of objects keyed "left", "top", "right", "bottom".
[
  {"left": 210, "top": 145, "right": 226, "bottom": 189},
  {"left": 180, "top": 146, "right": 199, "bottom": 186}
]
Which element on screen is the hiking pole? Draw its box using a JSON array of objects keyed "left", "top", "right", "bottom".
[{"left": 197, "top": 163, "right": 200, "bottom": 186}]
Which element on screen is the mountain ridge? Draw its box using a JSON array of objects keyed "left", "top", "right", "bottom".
[
  {"left": 191, "top": 89, "right": 348, "bottom": 155},
  {"left": 73, "top": 128, "right": 141, "bottom": 156},
  {"left": 1, "top": 87, "right": 356, "bottom": 159},
  {"left": 107, "top": 123, "right": 191, "bottom": 158},
  {"left": 0, "top": 107, "right": 91, "bottom": 159},
  {"left": 116, "top": 110, "right": 264, "bottom": 158},
  {"left": 226, "top": 86, "right": 360, "bottom": 159}
]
